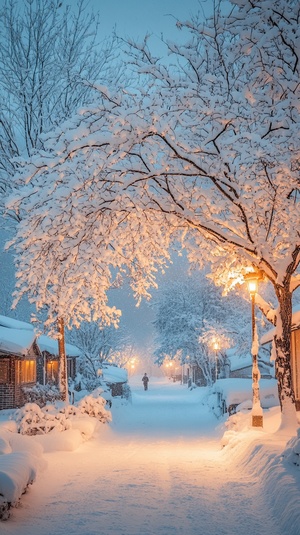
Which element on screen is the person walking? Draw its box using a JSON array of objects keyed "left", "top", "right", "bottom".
[{"left": 142, "top": 373, "right": 149, "bottom": 391}]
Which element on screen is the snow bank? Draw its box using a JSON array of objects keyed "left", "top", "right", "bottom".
[
  {"left": 0, "top": 389, "right": 111, "bottom": 520},
  {"left": 0, "top": 429, "right": 44, "bottom": 520},
  {"left": 220, "top": 408, "right": 300, "bottom": 535},
  {"left": 0, "top": 451, "right": 38, "bottom": 503},
  {"left": 0, "top": 413, "right": 99, "bottom": 520}
]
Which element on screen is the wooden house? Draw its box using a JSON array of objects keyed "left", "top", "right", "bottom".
[
  {"left": 261, "top": 304, "right": 300, "bottom": 410},
  {"left": 37, "top": 334, "right": 80, "bottom": 386},
  {"left": 0, "top": 315, "right": 80, "bottom": 409},
  {"left": 0, "top": 323, "right": 39, "bottom": 410}
]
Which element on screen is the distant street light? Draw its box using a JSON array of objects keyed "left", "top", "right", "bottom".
[
  {"left": 128, "top": 358, "right": 137, "bottom": 376},
  {"left": 244, "top": 270, "right": 264, "bottom": 428},
  {"left": 213, "top": 339, "right": 220, "bottom": 382}
]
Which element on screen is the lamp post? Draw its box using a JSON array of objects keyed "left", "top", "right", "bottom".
[
  {"left": 213, "top": 340, "right": 220, "bottom": 382},
  {"left": 245, "top": 270, "right": 264, "bottom": 428}
]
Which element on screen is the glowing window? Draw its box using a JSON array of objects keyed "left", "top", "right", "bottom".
[
  {"left": 46, "top": 360, "right": 59, "bottom": 383},
  {"left": 17, "top": 360, "right": 36, "bottom": 383}
]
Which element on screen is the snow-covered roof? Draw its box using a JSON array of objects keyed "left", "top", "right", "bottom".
[
  {"left": 261, "top": 304, "right": 300, "bottom": 345},
  {"left": 0, "top": 315, "right": 32, "bottom": 331},
  {"left": 0, "top": 327, "right": 36, "bottom": 356},
  {"left": 0, "top": 315, "right": 80, "bottom": 357},
  {"left": 38, "top": 335, "right": 80, "bottom": 357},
  {"left": 229, "top": 354, "right": 252, "bottom": 372},
  {"left": 229, "top": 353, "right": 271, "bottom": 372},
  {"left": 213, "top": 378, "right": 278, "bottom": 407},
  {"left": 101, "top": 365, "right": 128, "bottom": 384}
]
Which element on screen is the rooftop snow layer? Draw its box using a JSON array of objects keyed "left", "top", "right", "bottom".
[
  {"left": 38, "top": 335, "right": 80, "bottom": 357},
  {"left": 0, "top": 327, "right": 36, "bottom": 356},
  {"left": 102, "top": 365, "right": 128, "bottom": 383}
]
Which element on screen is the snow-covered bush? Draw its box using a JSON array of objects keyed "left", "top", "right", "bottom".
[
  {"left": 22, "top": 384, "right": 62, "bottom": 407},
  {"left": 77, "top": 391, "right": 112, "bottom": 423},
  {"left": 12, "top": 390, "right": 112, "bottom": 435},
  {"left": 12, "top": 403, "right": 72, "bottom": 435},
  {"left": 220, "top": 412, "right": 251, "bottom": 449}
]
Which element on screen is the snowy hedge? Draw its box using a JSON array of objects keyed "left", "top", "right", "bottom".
[
  {"left": 12, "top": 390, "right": 112, "bottom": 436},
  {"left": 0, "top": 421, "right": 43, "bottom": 521}
]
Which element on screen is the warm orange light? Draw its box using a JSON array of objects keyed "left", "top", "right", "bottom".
[
  {"left": 247, "top": 279, "right": 258, "bottom": 295},
  {"left": 244, "top": 270, "right": 264, "bottom": 296}
]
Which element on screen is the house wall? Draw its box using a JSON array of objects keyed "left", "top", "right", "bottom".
[
  {"left": 36, "top": 352, "right": 45, "bottom": 385},
  {"left": 0, "top": 357, "right": 36, "bottom": 409},
  {"left": 0, "top": 358, "right": 16, "bottom": 409},
  {"left": 37, "top": 353, "right": 77, "bottom": 386}
]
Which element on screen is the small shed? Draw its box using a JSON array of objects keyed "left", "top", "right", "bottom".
[
  {"left": 101, "top": 365, "right": 128, "bottom": 397},
  {"left": 0, "top": 325, "right": 39, "bottom": 410}
]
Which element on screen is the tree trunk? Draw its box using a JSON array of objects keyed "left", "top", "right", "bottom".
[
  {"left": 57, "top": 317, "right": 68, "bottom": 402},
  {"left": 274, "top": 284, "right": 297, "bottom": 432}
]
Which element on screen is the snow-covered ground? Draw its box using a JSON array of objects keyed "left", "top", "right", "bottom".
[{"left": 1, "top": 376, "right": 300, "bottom": 535}]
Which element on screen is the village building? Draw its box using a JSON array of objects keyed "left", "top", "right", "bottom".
[
  {"left": 37, "top": 334, "right": 80, "bottom": 386},
  {"left": 261, "top": 304, "right": 300, "bottom": 410},
  {"left": 0, "top": 315, "right": 80, "bottom": 409},
  {"left": 0, "top": 316, "right": 40, "bottom": 409}
]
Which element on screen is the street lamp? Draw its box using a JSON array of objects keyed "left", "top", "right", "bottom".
[
  {"left": 213, "top": 339, "right": 220, "bottom": 382},
  {"left": 244, "top": 270, "right": 264, "bottom": 428}
]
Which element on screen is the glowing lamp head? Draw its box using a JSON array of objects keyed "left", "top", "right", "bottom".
[
  {"left": 247, "top": 279, "right": 258, "bottom": 295},
  {"left": 244, "top": 269, "right": 264, "bottom": 296}
]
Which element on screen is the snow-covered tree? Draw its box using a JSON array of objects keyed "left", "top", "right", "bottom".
[
  {"left": 6, "top": 0, "right": 300, "bottom": 427},
  {"left": 152, "top": 271, "right": 262, "bottom": 385},
  {"left": 69, "top": 321, "right": 132, "bottom": 389},
  {"left": 0, "top": 0, "right": 126, "bottom": 400},
  {"left": 152, "top": 272, "right": 229, "bottom": 384},
  {"left": 0, "top": 0, "right": 123, "bottom": 219}
]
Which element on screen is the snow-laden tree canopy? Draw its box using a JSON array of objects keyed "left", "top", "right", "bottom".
[
  {"left": 0, "top": 0, "right": 124, "bottom": 218},
  {"left": 152, "top": 273, "right": 232, "bottom": 385},
  {"left": 6, "top": 0, "right": 300, "bottom": 424}
]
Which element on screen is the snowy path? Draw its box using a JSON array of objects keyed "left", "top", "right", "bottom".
[{"left": 3, "top": 377, "right": 282, "bottom": 535}]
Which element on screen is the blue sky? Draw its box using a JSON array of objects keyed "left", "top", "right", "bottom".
[{"left": 91, "top": 0, "right": 213, "bottom": 55}]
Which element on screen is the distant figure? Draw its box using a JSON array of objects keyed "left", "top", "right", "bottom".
[{"left": 142, "top": 373, "right": 149, "bottom": 391}]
